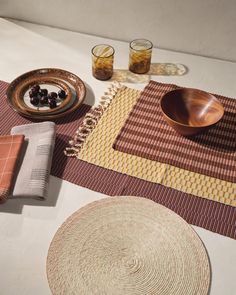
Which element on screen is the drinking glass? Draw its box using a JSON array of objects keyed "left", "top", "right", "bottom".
[
  {"left": 92, "top": 44, "right": 115, "bottom": 80},
  {"left": 129, "top": 39, "right": 153, "bottom": 74}
]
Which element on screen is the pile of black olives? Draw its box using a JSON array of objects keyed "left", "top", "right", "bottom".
[{"left": 29, "top": 84, "right": 67, "bottom": 109}]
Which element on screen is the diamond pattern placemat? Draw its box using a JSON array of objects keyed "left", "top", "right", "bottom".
[{"left": 70, "top": 86, "right": 235, "bottom": 206}]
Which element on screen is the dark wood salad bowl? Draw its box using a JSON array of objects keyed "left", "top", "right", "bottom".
[{"left": 160, "top": 88, "right": 224, "bottom": 136}]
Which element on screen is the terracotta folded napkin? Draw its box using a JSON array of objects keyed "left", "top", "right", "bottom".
[
  {"left": 0, "top": 135, "right": 24, "bottom": 202},
  {"left": 11, "top": 122, "right": 56, "bottom": 200}
]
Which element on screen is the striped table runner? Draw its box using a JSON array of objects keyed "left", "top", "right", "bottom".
[
  {"left": 0, "top": 80, "right": 235, "bottom": 239},
  {"left": 113, "top": 81, "right": 236, "bottom": 182}
]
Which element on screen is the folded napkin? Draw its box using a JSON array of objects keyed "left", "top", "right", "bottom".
[
  {"left": 11, "top": 122, "right": 56, "bottom": 200},
  {"left": 0, "top": 135, "right": 25, "bottom": 202}
]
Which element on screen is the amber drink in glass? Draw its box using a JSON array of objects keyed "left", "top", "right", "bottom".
[
  {"left": 129, "top": 39, "right": 153, "bottom": 74},
  {"left": 92, "top": 44, "right": 114, "bottom": 80}
]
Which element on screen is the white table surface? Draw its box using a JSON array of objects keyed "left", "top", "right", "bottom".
[{"left": 0, "top": 18, "right": 235, "bottom": 295}]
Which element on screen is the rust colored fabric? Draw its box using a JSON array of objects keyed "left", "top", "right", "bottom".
[
  {"left": 113, "top": 81, "right": 236, "bottom": 183},
  {"left": 0, "top": 80, "right": 235, "bottom": 239},
  {"left": 0, "top": 134, "right": 24, "bottom": 202}
]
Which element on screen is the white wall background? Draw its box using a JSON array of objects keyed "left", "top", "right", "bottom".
[{"left": 0, "top": 0, "right": 236, "bottom": 62}]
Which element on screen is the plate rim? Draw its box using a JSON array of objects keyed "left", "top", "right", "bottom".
[{"left": 6, "top": 68, "right": 86, "bottom": 120}]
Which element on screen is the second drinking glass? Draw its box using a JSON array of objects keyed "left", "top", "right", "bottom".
[{"left": 129, "top": 39, "right": 153, "bottom": 74}]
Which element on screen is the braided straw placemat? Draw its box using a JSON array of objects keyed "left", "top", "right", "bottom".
[
  {"left": 47, "top": 197, "right": 210, "bottom": 295},
  {"left": 66, "top": 84, "right": 236, "bottom": 206}
]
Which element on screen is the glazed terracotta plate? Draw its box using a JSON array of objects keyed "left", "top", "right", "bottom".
[{"left": 6, "top": 68, "right": 86, "bottom": 120}]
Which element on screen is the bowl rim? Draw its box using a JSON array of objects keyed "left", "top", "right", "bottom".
[{"left": 160, "top": 87, "right": 225, "bottom": 128}]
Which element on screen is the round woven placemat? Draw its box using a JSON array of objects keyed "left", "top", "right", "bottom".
[{"left": 47, "top": 197, "right": 210, "bottom": 295}]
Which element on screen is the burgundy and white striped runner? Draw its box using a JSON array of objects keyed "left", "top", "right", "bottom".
[
  {"left": 113, "top": 81, "right": 236, "bottom": 183},
  {"left": 0, "top": 80, "right": 235, "bottom": 239}
]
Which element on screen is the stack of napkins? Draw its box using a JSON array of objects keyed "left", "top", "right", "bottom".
[{"left": 0, "top": 122, "right": 56, "bottom": 202}]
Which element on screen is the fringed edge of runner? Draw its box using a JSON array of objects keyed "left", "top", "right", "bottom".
[{"left": 64, "top": 81, "right": 123, "bottom": 157}]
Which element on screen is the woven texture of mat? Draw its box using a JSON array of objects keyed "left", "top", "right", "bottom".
[
  {"left": 72, "top": 86, "right": 235, "bottom": 206},
  {"left": 47, "top": 197, "right": 210, "bottom": 295},
  {"left": 0, "top": 80, "right": 235, "bottom": 239},
  {"left": 113, "top": 81, "right": 236, "bottom": 183}
]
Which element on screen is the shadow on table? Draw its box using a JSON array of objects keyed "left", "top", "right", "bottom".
[
  {"left": 149, "top": 63, "right": 188, "bottom": 75},
  {"left": 110, "top": 63, "right": 188, "bottom": 83},
  {"left": 110, "top": 70, "right": 151, "bottom": 83},
  {"left": 0, "top": 176, "right": 62, "bottom": 214}
]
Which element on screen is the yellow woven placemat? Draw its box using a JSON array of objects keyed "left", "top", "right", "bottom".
[{"left": 67, "top": 85, "right": 236, "bottom": 206}]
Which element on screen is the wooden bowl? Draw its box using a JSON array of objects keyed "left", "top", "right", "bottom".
[{"left": 160, "top": 88, "right": 224, "bottom": 136}]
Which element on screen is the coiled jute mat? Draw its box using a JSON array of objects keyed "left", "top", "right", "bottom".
[{"left": 47, "top": 197, "right": 210, "bottom": 295}]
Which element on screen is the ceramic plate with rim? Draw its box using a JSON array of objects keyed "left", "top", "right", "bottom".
[{"left": 6, "top": 68, "right": 86, "bottom": 120}]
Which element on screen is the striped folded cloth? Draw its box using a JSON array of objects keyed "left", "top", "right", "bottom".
[
  {"left": 0, "top": 135, "right": 25, "bottom": 202},
  {"left": 11, "top": 122, "right": 56, "bottom": 200}
]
